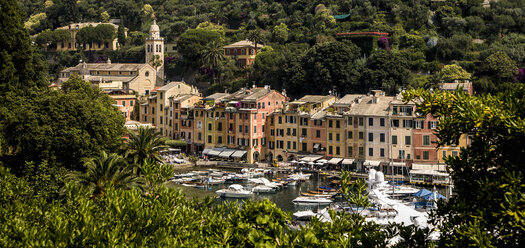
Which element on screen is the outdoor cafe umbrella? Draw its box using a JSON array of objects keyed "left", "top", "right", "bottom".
[
  {"left": 422, "top": 191, "right": 446, "bottom": 200},
  {"left": 413, "top": 188, "right": 432, "bottom": 197}
]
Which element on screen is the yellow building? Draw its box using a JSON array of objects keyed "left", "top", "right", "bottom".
[
  {"left": 271, "top": 95, "right": 336, "bottom": 162},
  {"left": 155, "top": 82, "right": 200, "bottom": 137},
  {"left": 59, "top": 60, "right": 159, "bottom": 95},
  {"left": 223, "top": 40, "right": 263, "bottom": 67},
  {"left": 55, "top": 22, "right": 123, "bottom": 52}
]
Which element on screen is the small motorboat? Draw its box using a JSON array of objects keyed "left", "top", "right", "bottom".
[
  {"left": 292, "top": 196, "right": 333, "bottom": 206},
  {"left": 252, "top": 185, "right": 276, "bottom": 193},
  {"left": 216, "top": 184, "right": 253, "bottom": 198}
]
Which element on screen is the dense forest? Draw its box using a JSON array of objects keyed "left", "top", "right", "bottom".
[{"left": 20, "top": 0, "right": 525, "bottom": 97}]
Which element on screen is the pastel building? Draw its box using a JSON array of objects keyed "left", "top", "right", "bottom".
[
  {"left": 107, "top": 89, "right": 136, "bottom": 121},
  {"left": 270, "top": 95, "right": 336, "bottom": 162},
  {"left": 389, "top": 96, "right": 417, "bottom": 175},
  {"left": 55, "top": 22, "right": 123, "bottom": 52},
  {"left": 223, "top": 40, "right": 263, "bottom": 67}
]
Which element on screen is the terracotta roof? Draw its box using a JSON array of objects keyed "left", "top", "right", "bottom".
[
  {"left": 293, "top": 95, "right": 334, "bottom": 104},
  {"left": 223, "top": 40, "right": 264, "bottom": 49},
  {"left": 345, "top": 96, "right": 394, "bottom": 116}
]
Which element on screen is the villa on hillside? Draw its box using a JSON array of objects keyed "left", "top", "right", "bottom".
[{"left": 223, "top": 40, "right": 264, "bottom": 68}]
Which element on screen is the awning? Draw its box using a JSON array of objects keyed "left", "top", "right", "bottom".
[
  {"left": 317, "top": 159, "right": 328, "bottom": 164},
  {"left": 410, "top": 169, "right": 449, "bottom": 177},
  {"left": 202, "top": 148, "right": 211, "bottom": 155},
  {"left": 313, "top": 143, "right": 320, "bottom": 149},
  {"left": 390, "top": 162, "right": 406, "bottom": 167},
  {"left": 299, "top": 156, "right": 323, "bottom": 162},
  {"left": 218, "top": 149, "right": 235, "bottom": 158},
  {"left": 208, "top": 147, "right": 226, "bottom": 156},
  {"left": 412, "top": 163, "right": 446, "bottom": 171},
  {"left": 231, "top": 150, "right": 247, "bottom": 158},
  {"left": 328, "top": 158, "right": 343, "bottom": 164},
  {"left": 342, "top": 159, "right": 354, "bottom": 165},
  {"left": 365, "top": 160, "right": 381, "bottom": 167}
]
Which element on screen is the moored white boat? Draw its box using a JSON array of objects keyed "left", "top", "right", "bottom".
[
  {"left": 216, "top": 184, "right": 253, "bottom": 198},
  {"left": 292, "top": 196, "right": 333, "bottom": 206},
  {"left": 252, "top": 185, "right": 276, "bottom": 193}
]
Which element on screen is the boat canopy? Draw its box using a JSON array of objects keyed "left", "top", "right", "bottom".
[
  {"left": 413, "top": 188, "right": 432, "bottom": 197},
  {"left": 231, "top": 150, "right": 247, "bottom": 158},
  {"left": 218, "top": 149, "right": 235, "bottom": 158},
  {"left": 299, "top": 156, "right": 323, "bottom": 162},
  {"left": 229, "top": 184, "right": 244, "bottom": 190},
  {"left": 328, "top": 158, "right": 343, "bottom": 164},
  {"left": 341, "top": 159, "right": 354, "bottom": 165}
]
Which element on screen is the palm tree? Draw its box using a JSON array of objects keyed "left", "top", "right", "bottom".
[
  {"left": 125, "top": 126, "right": 168, "bottom": 164},
  {"left": 201, "top": 41, "right": 225, "bottom": 84},
  {"left": 68, "top": 151, "right": 145, "bottom": 198},
  {"left": 248, "top": 29, "right": 265, "bottom": 50}
]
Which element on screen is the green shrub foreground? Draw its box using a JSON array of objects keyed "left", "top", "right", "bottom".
[{"left": 0, "top": 165, "right": 435, "bottom": 247}]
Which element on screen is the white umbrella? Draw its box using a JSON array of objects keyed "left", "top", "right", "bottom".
[
  {"left": 307, "top": 162, "right": 315, "bottom": 165},
  {"left": 317, "top": 159, "right": 328, "bottom": 163},
  {"left": 299, "top": 161, "right": 306, "bottom": 164},
  {"left": 291, "top": 160, "right": 298, "bottom": 163}
]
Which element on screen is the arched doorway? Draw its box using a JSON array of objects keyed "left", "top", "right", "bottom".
[
  {"left": 253, "top": 151, "right": 260, "bottom": 162},
  {"left": 276, "top": 155, "right": 284, "bottom": 162},
  {"left": 287, "top": 155, "right": 296, "bottom": 162},
  {"left": 267, "top": 152, "right": 273, "bottom": 162}
]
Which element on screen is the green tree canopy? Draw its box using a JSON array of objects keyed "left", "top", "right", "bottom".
[
  {"left": 76, "top": 24, "right": 116, "bottom": 44},
  {"left": 361, "top": 50, "right": 411, "bottom": 95},
  {"left": 482, "top": 51, "right": 518, "bottom": 80},
  {"left": 1, "top": 76, "right": 126, "bottom": 171},
  {"left": 440, "top": 64, "right": 472, "bottom": 82},
  {"left": 177, "top": 28, "right": 223, "bottom": 64},
  {"left": 403, "top": 87, "right": 525, "bottom": 247}
]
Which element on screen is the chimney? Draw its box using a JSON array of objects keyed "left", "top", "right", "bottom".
[{"left": 282, "top": 89, "right": 287, "bottom": 97}]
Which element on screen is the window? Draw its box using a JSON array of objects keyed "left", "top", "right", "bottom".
[
  {"left": 328, "top": 120, "right": 333, "bottom": 128},
  {"left": 293, "top": 142, "right": 296, "bottom": 150},
  {"left": 302, "top": 128, "right": 307, "bottom": 137},
  {"left": 254, "top": 126, "right": 257, "bottom": 134},
  {"left": 239, "top": 125, "right": 242, "bottom": 132},
  {"left": 359, "top": 117, "right": 364, "bottom": 126},
  {"left": 392, "top": 135, "right": 398, "bottom": 145},
  {"left": 292, "top": 128, "right": 296, "bottom": 136},
  {"left": 262, "top": 125, "right": 265, "bottom": 132},
  {"left": 348, "top": 146, "right": 353, "bottom": 156},
  {"left": 328, "top": 146, "right": 333, "bottom": 155},
  {"left": 287, "top": 128, "right": 291, "bottom": 136},
  {"left": 245, "top": 125, "right": 248, "bottom": 133},
  {"left": 316, "top": 130, "right": 321, "bottom": 138},
  {"left": 198, "top": 132, "right": 202, "bottom": 140},
  {"left": 122, "top": 101, "right": 126, "bottom": 107},
  {"left": 442, "top": 150, "right": 447, "bottom": 158},
  {"left": 392, "top": 119, "right": 399, "bottom": 127},
  {"left": 380, "top": 133, "right": 385, "bottom": 142},
  {"left": 348, "top": 131, "right": 353, "bottom": 139},
  {"left": 208, "top": 123, "right": 212, "bottom": 131},
  {"left": 160, "top": 116, "right": 163, "bottom": 124},
  {"left": 423, "top": 135, "right": 430, "bottom": 146},
  {"left": 380, "top": 148, "right": 385, "bottom": 157},
  {"left": 359, "top": 132, "right": 364, "bottom": 139},
  {"left": 415, "top": 120, "right": 424, "bottom": 129},
  {"left": 278, "top": 116, "right": 282, "bottom": 124},
  {"left": 336, "top": 146, "right": 340, "bottom": 155},
  {"left": 359, "top": 147, "right": 364, "bottom": 156},
  {"left": 207, "top": 135, "right": 212, "bottom": 143},
  {"left": 368, "top": 148, "right": 373, "bottom": 156},
  {"left": 328, "top": 133, "right": 333, "bottom": 141},
  {"left": 302, "top": 143, "right": 307, "bottom": 152},
  {"left": 287, "top": 141, "right": 291, "bottom": 149},
  {"left": 429, "top": 121, "right": 438, "bottom": 129},
  {"left": 218, "top": 136, "right": 223, "bottom": 144},
  {"left": 336, "top": 120, "right": 340, "bottom": 128},
  {"left": 398, "top": 150, "right": 405, "bottom": 159},
  {"left": 368, "top": 118, "right": 374, "bottom": 126},
  {"left": 423, "top": 151, "right": 429, "bottom": 160},
  {"left": 253, "top": 139, "right": 258, "bottom": 146},
  {"left": 405, "top": 136, "right": 411, "bottom": 145},
  {"left": 380, "top": 118, "right": 385, "bottom": 127},
  {"left": 336, "top": 133, "right": 340, "bottom": 141},
  {"left": 452, "top": 151, "right": 458, "bottom": 157},
  {"left": 229, "top": 113, "right": 233, "bottom": 119},
  {"left": 368, "top": 133, "right": 373, "bottom": 142},
  {"left": 403, "top": 120, "right": 413, "bottom": 128},
  {"left": 258, "top": 102, "right": 261, "bottom": 109},
  {"left": 218, "top": 123, "right": 222, "bottom": 131}
]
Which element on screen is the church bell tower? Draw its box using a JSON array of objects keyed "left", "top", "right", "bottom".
[{"left": 145, "top": 20, "right": 164, "bottom": 81}]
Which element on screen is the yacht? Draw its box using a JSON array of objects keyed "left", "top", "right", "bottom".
[{"left": 216, "top": 184, "right": 253, "bottom": 198}]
